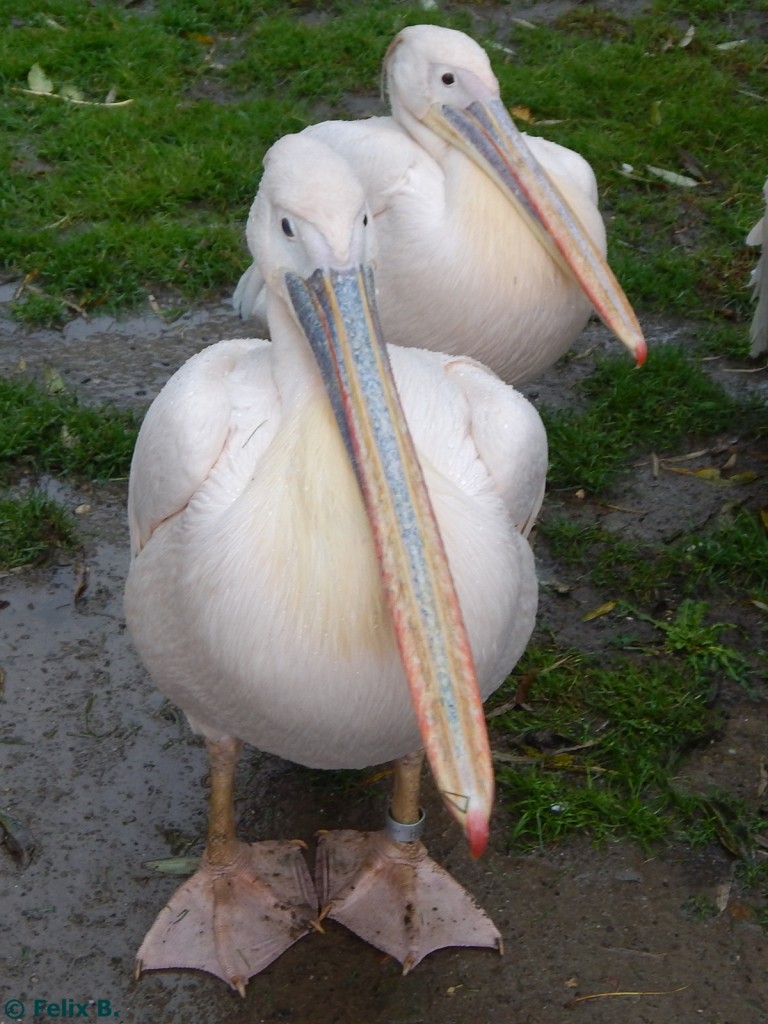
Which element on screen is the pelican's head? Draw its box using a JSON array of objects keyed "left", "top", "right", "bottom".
[
  {"left": 249, "top": 135, "right": 376, "bottom": 296},
  {"left": 384, "top": 24, "right": 499, "bottom": 122},
  {"left": 249, "top": 133, "right": 495, "bottom": 857},
  {"left": 384, "top": 24, "right": 647, "bottom": 368}
]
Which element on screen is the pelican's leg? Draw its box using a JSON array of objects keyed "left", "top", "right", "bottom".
[
  {"left": 316, "top": 751, "right": 501, "bottom": 973},
  {"left": 136, "top": 737, "right": 317, "bottom": 995}
]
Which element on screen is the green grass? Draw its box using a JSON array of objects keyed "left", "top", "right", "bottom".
[
  {"left": 0, "top": 376, "right": 138, "bottom": 567},
  {"left": 0, "top": 492, "right": 77, "bottom": 568},
  {"left": 0, "top": 0, "right": 464, "bottom": 320},
  {"left": 641, "top": 598, "right": 752, "bottom": 684},
  {"left": 541, "top": 506, "right": 768, "bottom": 604},
  {"left": 1, "top": 1, "right": 764, "bottom": 328},
  {"left": 498, "top": 10, "right": 765, "bottom": 323},
  {"left": 540, "top": 344, "right": 764, "bottom": 492},
  {"left": 491, "top": 627, "right": 755, "bottom": 852},
  {"left": 0, "top": 377, "right": 138, "bottom": 483}
]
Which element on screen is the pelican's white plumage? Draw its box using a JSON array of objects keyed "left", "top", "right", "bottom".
[
  {"left": 126, "top": 340, "right": 543, "bottom": 767},
  {"left": 747, "top": 177, "right": 768, "bottom": 357},
  {"left": 234, "top": 24, "right": 644, "bottom": 383},
  {"left": 126, "top": 133, "right": 547, "bottom": 990}
]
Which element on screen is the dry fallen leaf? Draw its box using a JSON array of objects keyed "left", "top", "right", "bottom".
[
  {"left": 704, "top": 797, "right": 753, "bottom": 859},
  {"left": 59, "top": 83, "right": 85, "bottom": 103},
  {"left": 659, "top": 447, "right": 710, "bottom": 463},
  {"left": 724, "top": 471, "right": 760, "bottom": 485},
  {"left": 27, "top": 63, "right": 53, "bottom": 94},
  {"left": 646, "top": 164, "right": 699, "bottom": 188},
  {"left": 728, "top": 902, "right": 756, "bottom": 921},
  {"left": 757, "top": 755, "right": 767, "bottom": 800},
  {"left": 663, "top": 464, "right": 759, "bottom": 486},
  {"left": 714, "top": 875, "right": 734, "bottom": 913},
  {"left": 143, "top": 856, "right": 200, "bottom": 875},
  {"left": 73, "top": 562, "right": 90, "bottom": 605},
  {"left": 0, "top": 807, "right": 37, "bottom": 869},
  {"left": 583, "top": 600, "right": 616, "bottom": 622},
  {"left": 514, "top": 671, "right": 535, "bottom": 707},
  {"left": 513, "top": 728, "right": 580, "bottom": 754},
  {"left": 510, "top": 104, "right": 535, "bottom": 123},
  {"left": 185, "top": 31, "right": 215, "bottom": 45},
  {"left": 675, "top": 149, "right": 707, "bottom": 181},
  {"left": 43, "top": 366, "right": 66, "bottom": 394},
  {"left": 60, "top": 424, "right": 76, "bottom": 450},
  {"left": 359, "top": 767, "right": 393, "bottom": 787}
]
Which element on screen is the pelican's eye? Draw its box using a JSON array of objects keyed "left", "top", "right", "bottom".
[
  {"left": 363, "top": 213, "right": 369, "bottom": 227},
  {"left": 281, "top": 217, "right": 294, "bottom": 238},
  {"left": 441, "top": 72, "right": 455, "bottom": 86}
]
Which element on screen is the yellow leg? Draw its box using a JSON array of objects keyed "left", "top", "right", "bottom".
[
  {"left": 204, "top": 737, "right": 242, "bottom": 865},
  {"left": 390, "top": 750, "right": 424, "bottom": 823},
  {"left": 136, "top": 735, "right": 316, "bottom": 994},
  {"left": 389, "top": 750, "right": 425, "bottom": 838}
]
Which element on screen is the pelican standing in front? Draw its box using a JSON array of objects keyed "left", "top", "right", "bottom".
[
  {"left": 125, "top": 134, "right": 548, "bottom": 993},
  {"left": 234, "top": 24, "right": 646, "bottom": 384}
]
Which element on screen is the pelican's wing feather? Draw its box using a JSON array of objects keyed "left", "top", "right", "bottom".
[
  {"left": 445, "top": 357, "right": 548, "bottom": 536},
  {"left": 388, "top": 347, "right": 547, "bottom": 538},
  {"left": 128, "top": 339, "right": 270, "bottom": 554}
]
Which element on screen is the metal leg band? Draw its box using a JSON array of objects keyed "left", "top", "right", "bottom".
[{"left": 385, "top": 805, "right": 425, "bottom": 843}]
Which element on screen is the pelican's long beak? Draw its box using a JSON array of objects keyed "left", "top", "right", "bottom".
[
  {"left": 287, "top": 264, "right": 493, "bottom": 857},
  {"left": 425, "top": 98, "right": 647, "bottom": 367}
]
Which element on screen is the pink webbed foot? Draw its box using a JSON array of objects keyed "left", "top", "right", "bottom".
[
  {"left": 316, "top": 829, "right": 501, "bottom": 973},
  {"left": 136, "top": 839, "right": 317, "bottom": 994}
]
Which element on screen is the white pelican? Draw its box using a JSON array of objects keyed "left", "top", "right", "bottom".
[
  {"left": 126, "top": 134, "right": 547, "bottom": 993},
  {"left": 234, "top": 24, "right": 646, "bottom": 384},
  {"left": 747, "top": 177, "right": 768, "bottom": 357}
]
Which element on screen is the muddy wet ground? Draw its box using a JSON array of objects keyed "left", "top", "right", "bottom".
[{"left": 1, "top": 287, "right": 766, "bottom": 1023}]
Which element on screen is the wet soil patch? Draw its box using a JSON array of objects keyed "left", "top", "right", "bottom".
[{"left": 1, "top": 292, "right": 767, "bottom": 1022}]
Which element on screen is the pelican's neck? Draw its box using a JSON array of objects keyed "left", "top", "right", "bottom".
[
  {"left": 394, "top": 99, "right": 453, "bottom": 167},
  {"left": 266, "top": 291, "right": 327, "bottom": 411},
  {"left": 429, "top": 145, "right": 528, "bottom": 271}
]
